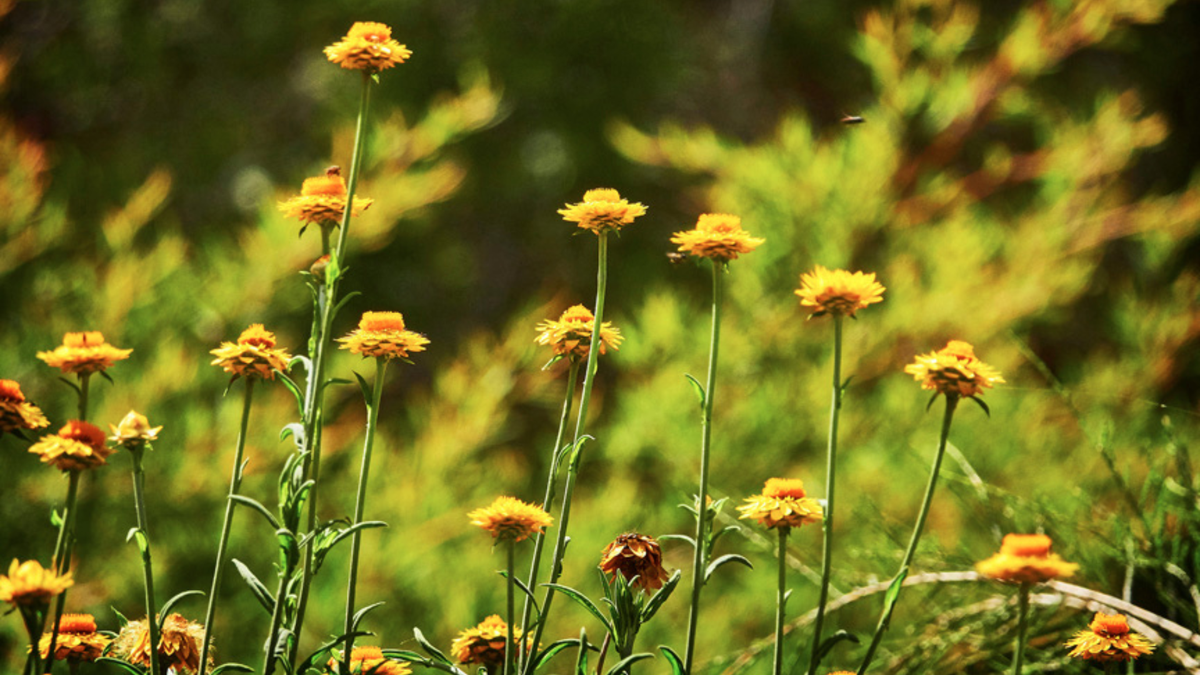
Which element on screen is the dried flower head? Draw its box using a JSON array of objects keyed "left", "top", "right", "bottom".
[
  {"left": 0, "top": 559, "right": 73, "bottom": 607},
  {"left": 795, "top": 266, "right": 886, "bottom": 318},
  {"left": 325, "top": 22, "right": 412, "bottom": 72},
  {"left": 328, "top": 646, "right": 412, "bottom": 675},
  {"left": 0, "top": 379, "right": 50, "bottom": 435},
  {"left": 278, "top": 168, "right": 373, "bottom": 228},
  {"left": 558, "top": 188, "right": 647, "bottom": 235},
  {"left": 599, "top": 533, "right": 671, "bottom": 594},
  {"left": 29, "top": 420, "right": 115, "bottom": 471},
  {"left": 109, "top": 410, "right": 162, "bottom": 450},
  {"left": 113, "top": 613, "right": 210, "bottom": 674},
  {"left": 450, "top": 615, "right": 532, "bottom": 668},
  {"left": 337, "top": 311, "right": 430, "bottom": 360},
  {"left": 37, "top": 613, "right": 111, "bottom": 663},
  {"left": 904, "top": 340, "right": 1004, "bottom": 400},
  {"left": 975, "top": 534, "right": 1079, "bottom": 584},
  {"left": 37, "top": 331, "right": 132, "bottom": 375},
  {"left": 670, "top": 213, "right": 764, "bottom": 262},
  {"left": 210, "top": 324, "right": 293, "bottom": 381},
  {"left": 534, "top": 305, "right": 623, "bottom": 362},
  {"left": 1064, "top": 612, "right": 1155, "bottom": 662},
  {"left": 468, "top": 496, "right": 553, "bottom": 543},
  {"left": 738, "top": 478, "right": 824, "bottom": 531}
]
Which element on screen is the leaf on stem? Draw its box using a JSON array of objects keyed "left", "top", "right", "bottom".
[
  {"left": 212, "top": 663, "right": 256, "bottom": 673},
  {"left": 414, "top": 627, "right": 454, "bottom": 665},
  {"left": 543, "top": 583, "right": 617, "bottom": 638},
  {"left": 351, "top": 602, "right": 386, "bottom": 632},
  {"left": 604, "top": 653, "right": 654, "bottom": 675},
  {"left": 684, "top": 374, "right": 706, "bottom": 409},
  {"left": 331, "top": 289, "right": 362, "bottom": 321},
  {"left": 704, "top": 554, "right": 753, "bottom": 582},
  {"left": 814, "top": 630, "right": 859, "bottom": 665},
  {"left": 276, "top": 372, "right": 305, "bottom": 416},
  {"left": 230, "top": 495, "right": 282, "bottom": 530},
  {"left": 658, "top": 646, "right": 685, "bottom": 675},
  {"left": 640, "top": 569, "right": 682, "bottom": 623},
  {"left": 125, "top": 528, "right": 149, "bottom": 556},
  {"left": 968, "top": 395, "right": 991, "bottom": 417},
  {"left": 657, "top": 534, "right": 696, "bottom": 549},
  {"left": 96, "top": 657, "right": 146, "bottom": 674},
  {"left": 157, "top": 590, "right": 205, "bottom": 632},
  {"left": 354, "top": 372, "right": 373, "bottom": 406},
  {"left": 573, "top": 628, "right": 590, "bottom": 675},
  {"left": 99, "top": 370, "right": 115, "bottom": 385},
  {"left": 56, "top": 377, "right": 82, "bottom": 395}
]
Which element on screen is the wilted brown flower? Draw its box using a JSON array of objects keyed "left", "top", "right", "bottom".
[
  {"left": 450, "top": 615, "right": 531, "bottom": 669},
  {"left": 113, "top": 613, "right": 210, "bottom": 674},
  {"left": 599, "top": 533, "right": 671, "bottom": 594}
]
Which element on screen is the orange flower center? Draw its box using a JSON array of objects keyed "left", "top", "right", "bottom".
[
  {"left": 0, "top": 379, "right": 26, "bottom": 402},
  {"left": 63, "top": 331, "right": 107, "bottom": 348},
  {"left": 1092, "top": 613, "right": 1130, "bottom": 635},
  {"left": 359, "top": 311, "right": 407, "bottom": 332},
  {"left": 348, "top": 22, "right": 392, "bottom": 42},
  {"left": 582, "top": 188, "right": 621, "bottom": 203},
  {"left": 237, "top": 324, "right": 278, "bottom": 348},
  {"left": 60, "top": 614, "right": 97, "bottom": 634},
  {"left": 559, "top": 305, "right": 595, "bottom": 324},
  {"left": 939, "top": 340, "right": 977, "bottom": 361},
  {"left": 300, "top": 175, "right": 348, "bottom": 197},
  {"left": 696, "top": 213, "right": 742, "bottom": 234},
  {"left": 762, "top": 478, "right": 806, "bottom": 499},
  {"left": 351, "top": 645, "right": 386, "bottom": 663},
  {"left": 1000, "top": 534, "right": 1052, "bottom": 557},
  {"left": 59, "top": 421, "right": 108, "bottom": 451}
]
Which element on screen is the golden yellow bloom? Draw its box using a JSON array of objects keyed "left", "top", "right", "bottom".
[
  {"left": 975, "top": 534, "right": 1079, "bottom": 584},
  {"left": 450, "top": 615, "right": 532, "bottom": 668},
  {"left": 328, "top": 646, "right": 412, "bottom": 675},
  {"left": 904, "top": 340, "right": 1005, "bottom": 399},
  {"left": 0, "top": 559, "right": 73, "bottom": 606},
  {"left": 29, "top": 420, "right": 115, "bottom": 471},
  {"left": 210, "top": 324, "right": 293, "bottom": 381},
  {"left": 794, "top": 266, "right": 886, "bottom": 318},
  {"left": 558, "top": 188, "right": 647, "bottom": 235},
  {"left": 670, "top": 213, "right": 764, "bottom": 262},
  {"left": 37, "top": 613, "right": 111, "bottom": 663},
  {"left": 109, "top": 410, "right": 162, "bottom": 449},
  {"left": 1065, "top": 612, "right": 1155, "bottom": 662},
  {"left": 0, "top": 379, "right": 50, "bottom": 435},
  {"left": 337, "top": 311, "right": 430, "bottom": 360},
  {"left": 534, "top": 305, "right": 623, "bottom": 361},
  {"left": 599, "top": 533, "right": 671, "bottom": 594},
  {"left": 468, "top": 496, "right": 553, "bottom": 543},
  {"left": 277, "top": 167, "right": 373, "bottom": 227},
  {"left": 738, "top": 478, "right": 824, "bottom": 530},
  {"left": 113, "top": 613, "right": 209, "bottom": 674},
  {"left": 37, "top": 331, "right": 132, "bottom": 375},
  {"left": 324, "top": 22, "right": 412, "bottom": 72}
]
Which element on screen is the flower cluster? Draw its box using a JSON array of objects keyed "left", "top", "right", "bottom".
[
  {"left": 29, "top": 420, "right": 115, "bottom": 471},
  {"left": 558, "top": 188, "right": 647, "bottom": 235},
  {"left": 328, "top": 646, "right": 412, "bottom": 675},
  {"left": 277, "top": 167, "right": 374, "bottom": 229},
  {"left": 450, "top": 615, "right": 531, "bottom": 668},
  {"left": 534, "top": 305, "right": 623, "bottom": 361},
  {"left": 113, "top": 613, "right": 209, "bottom": 674},
  {"left": 325, "top": 22, "right": 412, "bottom": 73},
  {"left": 795, "top": 266, "right": 886, "bottom": 318},
  {"left": 975, "top": 533, "right": 1078, "bottom": 584},
  {"left": 338, "top": 311, "right": 430, "bottom": 360},
  {"left": 904, "top": 340, "right": 1004, "bottom": 399},
  {"left": 0, "top": 559, "right": 73, "bottom": 607},
  {"left": 468, "top": 496, "right": 553, "bottom": 543},
  {"left": 1064, "top": 612, "right": 1155, "bottom": 662},
  {"left": 37, "top": 331, "right": 132, "bottom": 375},
  {"left": 210, "top": 324, "right": 293, "bottom": 381},
  {"left": 0, "top": 379, "right": 49, "bottom": 435},
  {"left": 670, "top": 213, "right": 764, "bottom": 262},
  {"left": 37, "top": 613, "right": 111, "bottom": 664},
  {"left": 599, "top": 533, "right": 671, "bottom": 594},
  {"left": 738, "top": 478, "right": 824, "bottom": 530}
]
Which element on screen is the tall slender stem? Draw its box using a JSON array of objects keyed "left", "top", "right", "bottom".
[
  {"left": 76, "top": 373, "right": 91, "bottom": 422},
  {"left": 131, "top": 447, "right": 163, "bottom": 675},
  {"left": 1012, "top": 583, "right": 1030, "bottom": 675},
  {"left": 342, "top": 358, "right": 389, "bottom": 674},
  {"left": 525, "top": 234, "right": 609, "bottom": 675},
  {"left": 518, "top": 361, "right": 580, "bottom": 672},
  {"left": 808, "top": 315, "right": 843, "bottom": 675},
  {"left": 683, "top": 260, "right": 723, "bottom": 674},
  {"left": 774, "top": 527, "right": 789, "bottom": 675},
  {"left": 856, "top": 396, "right": 958, "bottom": 674},
  {"left": 200, "top": 379, "right": 256, "bottom": 675},
  {"left": 44, "top": 468, "right": 81, "bottom": 672},
  {"left": 505, "top": 540, "right": 517, "bottom": 675}
]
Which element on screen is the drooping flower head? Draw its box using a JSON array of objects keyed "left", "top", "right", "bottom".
[
  {"left": 113, "top": 613, "right": 210, "bottom": 674},
  {"left": 670, "top": 213, "right": 764, "bottom": 262},
  {"left": 599, "top": 533, "right": 671, "bottom": 594},
  {"left": 1064, "top": 612, "right": 1155, "bottom": 662},
  {"left": 29, "top": 420, "right": 115, "bottom": 471},
  {"left": 210, "top": 324, "right": 293, "bottom": 381},
  {"left": 738, "top": 478, "right": 824, "bottom": 531},
  {"left": 37, "top": 331, "right": 132, "bottom": 375},
  {"left": 558, "top": 188, "right": 647, "bottom": 235},
  {"left": 450, "top": 615, "right": 532, "bottom": 669},
  {"left": 534, "top": 305, "right": 623, "bottom": 362},
  {"left": 0, "top": 379, "right": 50, "bottom": 435},
  {"left": 337, "top": 311, "right": 430, "bottom": 361},
  {"left": 904, "top": 340, "right": 1004, "bottom": 400},
  {"left": 277, "top": 167, "right": 373, "bottom": 230},
  {"left": 324, "top": 22, "right": 413, "bottom": 73},
  {"left": 328, "top": 646, "right": 412, "bottom": 675},
  {"left": 975, "top": 533, "right": 1079, "bottom": 584},
  {"left": 37, "top": 613, "right": 111, "bottom": 663},
  {"left": 0, "top": 559, "right": 73, "bottom": 607},
  {"left": 468, "top": 496, "right": 553, "bottom": 543},
  {"left": 795, "top": 266, "right": 886, "bottom": 318},
  {"left": 109, "top": 410, "right": 162, "bottom": 451}
]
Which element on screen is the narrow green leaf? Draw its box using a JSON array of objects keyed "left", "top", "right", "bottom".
[
  {"left": 212, "top": 664, "right": 256, "bottom": 673},
  {"left": 50, "top": 508, "right": 63, "bottom": 528},
  {"left": 351, "top": 601, "right": 386, "bottom": 632},
  {"left": 658, "top": 646, "right": 685, "bottom": 675},
  {"left": 354, "top": 371, "right": 373, "bottom": 406},
  {"left": 541, "top": 355, "right": 564, "bottom": 371},
  {"left": 814, "top": 630, "right": 859, "bottom": 665},
  {"left": 533, "top": 639, "right": 580, "bottom": 670},
  {"left": 287, "top": 354, "right": 312, "bottom": 376},
  {"left": 331, "top": 289, "right": 362, "bottom": 321},
  {"left": 604, "top": 653, "right": 654, "bottom": 675},
  {"left": 279, "top": 422, "right": 305, "bottom": 446},
  {"left": 969, "top": 395, "right": 991, "bottom": 417},
  {"left": 230, "top": 494, "right": 282, "bottom": 530},
  {"left": 110, "top": 606, "right": 131, "bottom": 627},
  {"left": 881, "top": 569, "right": 909, "bottom": 621},
  {"left": 925, "top": 392, "right": 940, "bottom": 412},
  {"left": 56, "top": 377, "right": 82, "bottom": 395},
  {"left": 704, "top": 554, "right": 753, "bottom": 582},
  {"left": 657, "top": 534, "right": 695, "bottom": 549},
  {"left": 542, "top": 583, "right": 616, "bottom": 638},
  {"left": 157, "top": 590, "right": 205, "bottom": 632},
  {"left": 709, "top": 525, "right": 740, "bottom": 547},
  {"left": 414, "top": 626, "right": 453, "bottom": 665},
  {"left": 99, "top": 370, "right": 115, "bottom": 385},
  {"left": 276, "top": 372, "right": 305, "bottom": 416},
  {"left": 231, "top": 559, "right": 275, "bottom": 615},
  {"left": 95, "top": 656, "right": 146, "bottom": 674},
  {"left": 573, "top": 629, "right": 590, "bottom": 675},
  {"left": 640, "top": 569, "right": 682, "bottom": 623},
  {"left": 684, "top": 373, "right": 705, "bottom": 409},
  {"left": 296, "top": 630, "right": 371, "bottom": 673}
]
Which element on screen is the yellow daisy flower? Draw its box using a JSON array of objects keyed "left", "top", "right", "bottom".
[
  {"left": 738, "top": 478, "right": 824, "bottom": 531},
  {"left": 324, "top": 22, "right": 413, "bottom": 73},
  {"left": 599, "top": 533, "right": 671, "bottom": 594},
  {"left": 0, "top": 559, "right": 73, "bottom": 607},
  {"left": 450, "top": 615, "right": 532, "bottom": 669},
  {"left": 337, "top": 311, "right": 430, "bottom": 360},
  {"left": 37, "top": 331, "right": 132, "bottom": 375},
  {"left": 29, "top": 420, "right": 115, "bottom": 471},
  {"left": 328, "top": 646, "right": 412, "bottom": 675},
  {"left": 904, "top": 340, "right": 1004, "bottom": 399},
  {"left": 109, "top": 410, "right": 162, "bottom": 450},
  {"left": 277, "top": 167, "right": 373, "bottom": 228},
  {"left": 534, "top": 305, "right": 623, "bottom": 362},
  {"left": 975, "top": 533, "right": 1078, "bottom": 584},
  {"left": 1065, "top": 612, "right": 1155, "bottom": 662},
  {"left": 558, "top": 188, "right": 647, "bottom": 235},
  {"left": 37, "top": 613, "right": 111, "bottom": 663},
  {"left": 468, "top": 496, "right": 553, "bottom": 543},
  {"left": 0, "top": 379, "right": 50, "bottom": 435},
  {"left": 794, "top": 266, "right": 886, "bottom": 318},
  {"left": 113, "top": 613, "right": 210, "bottom": 674},
  {"left": 210, "top": 324, "right": 293, "bottom": 381},
  {"left": 670, "top": 213, "right": 764, "bottom": 262}
]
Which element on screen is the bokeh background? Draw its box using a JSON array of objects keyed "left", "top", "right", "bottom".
[{"left": 3, "top": 0, "right": 1200, "bottom": 672}]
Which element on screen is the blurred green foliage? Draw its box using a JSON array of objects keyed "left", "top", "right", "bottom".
[{"left": 2, "top": 0, "right": 1200, "bottom": 672}]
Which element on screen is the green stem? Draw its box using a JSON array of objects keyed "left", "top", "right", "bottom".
[
  {"left": 200, "top": 379, "right": 256, "bottom": 675},
  {"left": 342, "top": 358, "right": 389, "bottom": 674},
  {"left": 505, "top": 540, "right": 517, "bottom": 675},
  {"left": 288, "top": 70, "right": 373, "bottom": 670},
  {"left": 76, "top": 373, "right": 91, "bottom": 422},
  {"left": 20, "top": 606, "right": 46, "bottom": 675},
  {"left": 525, "top": 234, "right": 610, "bottom": 675},
  {"left": 1012, "top": 583, "right": 1030, "bottom": 675},
  {"left": 44, "top": 468, "right": 82, "bottom": 673},
  {"left": 131, "top": 447, "right": 163, "bottom": 675},
  {"left": 856, "top": 396, "right": 958, "bottom": 674},
  {"left": 774, "top": 528, "right": 789, "bottom": 675},
  {"left": 808, "top": 315, "right": 844, "bottom": 675},
  {"left": 683, "top": 260, "right": 724, "bottom": 674},
  {"left": 260, "top": 572, "right": 290, "bottom": 674},
  {"left": 517, "top": 361, "right": 580, "bottom": 673}
]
